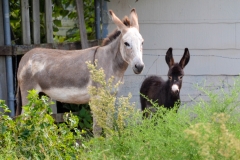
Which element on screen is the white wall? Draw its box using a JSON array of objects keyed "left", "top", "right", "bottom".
[{"left": 105, "top": 0, "right": 240, "bottom": 109}]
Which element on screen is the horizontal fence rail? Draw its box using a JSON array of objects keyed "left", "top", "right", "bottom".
[{"left": 0, "top": 40, "right": 101, "bottom": 56}]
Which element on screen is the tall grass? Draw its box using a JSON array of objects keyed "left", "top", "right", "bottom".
[{"left": 81, "top": 63, "right": 240, "bottom": 159}]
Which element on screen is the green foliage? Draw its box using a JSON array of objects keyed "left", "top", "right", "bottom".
[
  {"left": 0, "top": 90, "right": 84, "bottom": 159},
  {"left": 62, "top": 103, "right": 93, "bottom": 133},
  {"left": 10, "top": 0, "right": 95, "bottom": 44},
  {"left": 185, "top": 113, "right": 240, "bottom": 159},
  {"left": 51, "top": 0, "right": 96, "bottom": 43},
  {"left": 2, "top": 60, "right": 240, "bottom": 159},
  {"left": 10, "top": 0, "right": 23, "bottom": 44},
  {"left": 80, "top": 76, "right": 240, "bottom": 159},
  {"left": 86, "top": 61, "right": 138, "bottom": 137}
]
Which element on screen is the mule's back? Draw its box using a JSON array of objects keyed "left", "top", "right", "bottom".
[{"left": 17, "top": 47, "right": 99, "bottom": 111}]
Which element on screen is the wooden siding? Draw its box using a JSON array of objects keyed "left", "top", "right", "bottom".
[{"left": 106, "top": 0, "right": 240, "bottom": 109}]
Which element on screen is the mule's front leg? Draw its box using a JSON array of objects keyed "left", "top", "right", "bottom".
[{"left": 92, "top": 113, "right": 102, "bottom": 136}]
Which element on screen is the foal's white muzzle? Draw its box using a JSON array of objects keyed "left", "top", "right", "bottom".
[{"left": 172, "top": 84, "right": 179, "bottom": 94}]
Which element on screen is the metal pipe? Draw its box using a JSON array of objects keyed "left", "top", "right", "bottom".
[
  {"left": 3, "top": 0, "right": 15, "bottom": 117},
  {"left": 101, "top": 0, "right": 108, "bottom": 38}
]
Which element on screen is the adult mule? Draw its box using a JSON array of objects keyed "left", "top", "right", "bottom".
[
  {"left": 16, "top": 9, "right": 144, "bottom": 136},
  {"left": 140, "top": 48, "right": 190, "bottom": 117}
]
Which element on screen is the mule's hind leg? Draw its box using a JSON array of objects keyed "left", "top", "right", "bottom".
[{"left": 18, "top": 82, "right": 40, "bottom": 114}]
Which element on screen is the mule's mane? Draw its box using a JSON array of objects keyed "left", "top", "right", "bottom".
[{"left": 101, "top": 16, "right": 130, "bottom": 46}]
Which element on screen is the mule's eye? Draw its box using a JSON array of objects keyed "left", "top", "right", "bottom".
[
  {"left": 168, "top": 76, "right": 172, "bottom": 80},
  {"left": 179, "top": 76, "right": 183, "bottom": 80},
  {"left": 124, "top": 42, "right": 130, "bottom": 47}
]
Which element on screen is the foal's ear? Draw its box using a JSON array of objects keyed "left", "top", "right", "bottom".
[
  {"left": 129, "top": 8, "right": 139, "bottom": 30},
  {"left": 179, "top": 48, "right": 190, "bottom": 69},
  {"left": 165, "top": 48, "right": 174, "bottom": 68},
  {"left": 109, "top": 10, "right": 127, "bottom": 33}
]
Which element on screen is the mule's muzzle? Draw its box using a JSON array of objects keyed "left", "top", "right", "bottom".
[{"left": 133, "top": 63, "right": 144, "bottom": 74}]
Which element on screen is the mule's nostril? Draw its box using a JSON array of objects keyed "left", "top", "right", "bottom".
[{"left": 135, "top": 64, "right": 144, "bottom": 72}]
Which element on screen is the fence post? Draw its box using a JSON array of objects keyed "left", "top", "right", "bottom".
[
  {"left": 45, "top": 0, "right": 53, "bottom": 43},
  {"left": 21, "top": 0, "right": 31, "bottom": 44},
  {"left": 32, "top": 0, "right": 40, "bottom": 44},
  {"left": 45, "top": 0, "right": 57, "bottom": 113},
  {"left": 76, "top": 0, "right": 88, "bottom": 49}
]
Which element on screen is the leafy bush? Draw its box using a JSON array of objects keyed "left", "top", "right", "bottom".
[
  {"left": 60, "top": 103, "right": 93, "bottom": 134},
  {"left": 0, "top": 90, "right": 83, "bottom": 159}
]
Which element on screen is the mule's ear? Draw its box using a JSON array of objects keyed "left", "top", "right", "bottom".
[
  {"left": 179, "top": 48, "right": 190, "bottom": 68},
  {"left": 165, "top": 48, "right": 174, "bottom": 68},
  {"left": 109, "top": 10, "right": 127, "bottom": 33},
  {"left": 129, "top": 8, "right": 139, "bottom": 30}
]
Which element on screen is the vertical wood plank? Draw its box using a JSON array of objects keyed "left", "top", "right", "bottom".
[
  {"left": 0, "top": 0, "right": 4, "bottom": 45},
  {"left": 0, "top": 0, "right": 8, "bottom": 107},
  {"left": 45, "top": 0, "right": 53, "bottom": 43},
  {"left": 21, "top": 0, "right": 31, "bottom": 44},
  {"left": 45, "top": 0, "right": 56, "bottom": 113},
  {"left": 32, "top": 0, "right": 40, "bottom": 44},
  {"left": 76, "top": 0, "right": 88, "bottom": 49}
]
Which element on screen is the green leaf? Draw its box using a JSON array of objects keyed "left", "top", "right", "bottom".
[
  {"left": 86, "top": 27, "right": 92, "bottom": 33},
  {"left": 53, "top": 19, "right": 62, "bottom": 27},
  {"left": 60, "top": 10, "right": 69, "bottom": 17},
  {"left": 53, "top": 26, "right": 59, "bottom": 32}
]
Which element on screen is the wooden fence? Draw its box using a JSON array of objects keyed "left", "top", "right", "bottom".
[{"left": 0, "top": 0, "right": 100, "bottom": 122}]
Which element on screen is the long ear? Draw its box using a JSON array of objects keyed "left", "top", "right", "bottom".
[
  {"left": 129, "top": 8, "right": 139, "bottom": 30},
  {"left": 109, "top": 10, "right": 127, "bottom": 33},
  {"left": 179, "top": 48, "right": 190, "bottom": 68},
  {"left": 165, "top": 48, "right": 174, "bottom": 68}
]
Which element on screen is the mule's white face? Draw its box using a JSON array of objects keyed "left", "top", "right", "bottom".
[
  {"left": 120, "top": 27, "right": 144, "bottom": 74},
  {"left": 109, "top": 9, "right": 144, "bottom": 74}
]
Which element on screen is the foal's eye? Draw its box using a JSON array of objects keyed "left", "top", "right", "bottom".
[
  {"left": 168, "top": 76, "right": 172, "bottom": 80},
  {"left": 124, "top": 42, "right": 130, "bottom": 47}
]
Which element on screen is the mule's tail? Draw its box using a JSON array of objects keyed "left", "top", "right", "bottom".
[{"left": 15, "top": 85, "right": 22, "bottom": 116}]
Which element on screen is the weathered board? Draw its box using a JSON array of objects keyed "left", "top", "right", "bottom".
[
  {"left": 32, "top": 0, "right": 40, "bottom": 44},
  {"left": 21, "top": 0, "right": 31, "bottom": 44},
  {"left": 0, "top": 40, "right": 100, "bottom": 56}
]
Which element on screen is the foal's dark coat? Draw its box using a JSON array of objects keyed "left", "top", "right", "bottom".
[{"left": 140, "top": 48, "right": 190, "bottom": 117}]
